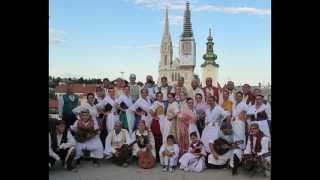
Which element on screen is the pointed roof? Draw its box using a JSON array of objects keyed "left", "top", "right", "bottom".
[
  {"left": 162, "top": 6, "right": 172, "bottom": 43},
  {"left": 181, "top": 2, "right": 193, "bottom": 38}
]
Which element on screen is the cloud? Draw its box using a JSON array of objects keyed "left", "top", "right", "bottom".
[
  {"left": 193, "top": 5, "right": 271, "bottom": 16},
  {"left": 49, "top": 28, "right": 65, "bottom": 44}
]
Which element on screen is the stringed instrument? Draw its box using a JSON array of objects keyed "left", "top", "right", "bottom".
[
  {"left": 114, "top": 140, "right": 136, "bottom": 165},
  {"left": 213, "top": 138, "right": 244, "bottom": 155},
  {"left": 138, "top": 149, "right": 155, "bottom": 169}
]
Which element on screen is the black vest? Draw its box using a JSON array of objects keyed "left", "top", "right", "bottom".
[{"left": 50, "top": 130, "right": 68, "bottom": 153}]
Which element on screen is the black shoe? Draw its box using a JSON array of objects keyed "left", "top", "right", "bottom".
[{"left": 76, "top": 159, "right": 81, "bottom": 165}]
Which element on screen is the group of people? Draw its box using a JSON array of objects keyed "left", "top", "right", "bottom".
[{"left": 49, "top": 74, "right": 271, "bottom": 176}]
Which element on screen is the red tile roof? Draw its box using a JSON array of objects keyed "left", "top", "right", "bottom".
[
  {"left": 55, "top": 84, "right": 98, "bottom": 94},
  {"left": 49, "top": 99, "right": 58, "bottom": 109}
]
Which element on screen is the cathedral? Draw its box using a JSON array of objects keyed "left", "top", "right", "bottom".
[{"left": 158, "top": 2, "right": 196, "bottom": 89}]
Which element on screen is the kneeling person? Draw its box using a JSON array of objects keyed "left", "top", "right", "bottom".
[
  {"left": 49, "top": 120, "right": 76, "bottom": 171},
  {"left": 104, "top": 121, "right": 132, "bottom": 167},
  {"left": 70, "top": 109, "right": 104, "bottom": 167}
]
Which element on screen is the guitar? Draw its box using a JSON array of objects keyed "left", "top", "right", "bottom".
[{"left": 213, "top": 138, "right": 244, "bottom": 155}]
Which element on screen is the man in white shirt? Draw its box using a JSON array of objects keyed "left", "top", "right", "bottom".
[
  {"left": 232, "top": 91, "right": 249, "bottom": 120},
  {"left": 49, "top": 120, "right": 76, "bottom": 171}
]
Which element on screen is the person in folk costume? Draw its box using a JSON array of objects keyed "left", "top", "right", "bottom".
[
  {"left": 232, "top": 91, "right": 249, "bottom": 121},
  {"left": 129, "top": 88, "right": 152, "bottom": 130},
  {"left": 176, "top": 97, "right": 200, "bottom": 157},
  {"left": 72, "top": 93, "right": 98, "bottom": 122},
  {"left": 179, "top": 132, "right": 206, "bottom": 172},
  {"left": 97, "top": 103, "right": 115, "bottom": 148},
  {"left": 207, "top": 122, "right": 243, "bottom": 175},
  {"left": 201, "top": 95, "right": 229, "bottom": 153},
  {"left": 149, "top": 92, "right": 166, "bottom": 161},
  {"left": 94, "top": 86, "right": 107, "bottom": 128},
  {"left": 242, "top": 84, "right": 255, "bottom": 107},
  {"left": 131, "top": 120, "right": 156, "bottom": 161},
  {"left": 58, "top": 82, "right": 80, "bottom": 129},
  {"left": 128, "top": 73, "right": 140, "bottom": 104},
  {"left": 226, "top": 81, "right": 236, "bottom": 104},
  {"left": 144, "top": 75, "right": 157, "bottom": 103},
  {"left": 253, "top": 88, "right": 271, "bottom": 130},
  {"left": 114, "top": 78, "right": 126, "bottom": 99},
  {"left": 232, "top": 110, "right": 247, "bottom": 150},
  {"left": 116, "top": 85, "right": 135, "bottom": 135},
  {"left": 164, "top": 93, "right": 179, "bottom": 141},
  {"left": 102, "top": 78, "right": 110, "bottom": 96},
  {"left": 94, "top": 86, "right": 106, "bottom": 105},
  {"left": 49, "top": 120, "right": 76, "bottom": 171},
  {"left": 194, "top": 93, "right": 207, "bottom": 136},
  {"left": 219, "top": 88, "right": 233, "bottom": 114},
  {"left": 159, "top": 135, "right": 180, "bottom": 172},
  {"left": 70, "top": 108, "right": 104, "bottom": 167},
  {"left": 155, "top": 76, "right": 172, "bottom": 113},
  {"left": 243, "top": 123, "right": 271, "bottom": 173},
  {"left": 177, "top": 91, "right": 188, "bottom": 111},
  {"left": 202, "top": 77, "right": 220, "bottom": 104},
  {"left": 187, "top": 78, "right": 205, "bottom": 104},
  {"left": 172, "top": 77, "right": 188, "bottom": 96},
  {"left": 104, "top": 120, "right": 132, "bottom": 167},
  {"left": 173, "top": 86, "right": 182, "bottom": 102},
  {"left": 247, "top": 94, "right": 271, "bottom": 137},
  {"left": 97, "top": 86, "right": 119, "bottom": 116}
]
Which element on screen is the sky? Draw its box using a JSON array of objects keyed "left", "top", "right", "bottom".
[{"left": 49, "top": 0, "right": 271, "bottom": 86}]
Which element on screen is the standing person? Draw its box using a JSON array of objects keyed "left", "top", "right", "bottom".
[
  {"left": 70, "top": 109, "right": 104, "bottom": 167},
  {"left": 156, "top": 76, "right": 172, "bottom": 113},
  {"left": 220, "top": 89, "right": 233, "bottom": 113},
  {"left": 179, "top": 132, "right": 206, "bottom": 172},
  {"left": 95, "top": 86, "right": 106, "bottom": 104},
  {"left": 128, "top": 74, "right": 140, "bottom": 103},
  {"left": 104, "top": 121, "right": 132, "bottom": 167},
  {"left": 232, "top": 111, "right": 247, "bottom": 150},
  {"left": 232, "top": 91, "right": 249, "bottom": 120},
  {"left": 172, "top": 77, "right": 187, "bottom": 95},
  {"left": 176, "top": 97, "right": 199, "bottom": 156},
  {"left": 201, "top": 95, "right": 229, "bottom": 153},
  {"left": 226, "top": 81, "right": 236, "bottom": 103},
  {"left": 253, "top": 88, "right": 271, "bottom": 123},
  {"left": 131, "top": 120, "right": 156, "bottom": 164},
  {"left": 159, "top": 135, "right": 180, "bottom": 172},
  {"left": 58, "top": 82, "right": 80, "bottom": 129},
  {"left": 247, "top": 94, "right": 271, "bottom": 137},
  {"left": 194, "top": 93, "right": 207, "bottom": 136},
  {"left": 203, "top": 77, "right": 220, "bottom": 103},
  {"left": 102, "top": 78, "right": 110, "bottom": 96},
  {"left": 49, "top": 121, "right": 76, "bottom": 171},
  {"left": 188, "top": 78, "right": 205, "bottom": 103},
  {"left": 164, "top": 93, "right": 179, "bottom": 141},
  {"left": 149, "top": 92, "right": 166, "bottom": 161},
  {"left": 116, "top": 85, "right": 135, "bottom": 135},
  {"left": 129, "top": 88, "right": 152, "bottom": 129},
  {"left": 177, "top": 91, "right": 188, "bottom": 111},
  {"left": 72, "top": 93, "right": 98, "bottom": 122},
  {"left": 144, "top": 75, "right": 157, "bottom": 103},
  {"left": 97, "top": 86, "right": 118, "bottom": 115},
  {"left": 114, "top": 78, "right": 124, "bottom": 99},
  {"left": 242, "top": 84, "right": 255, "bottom": 106}
]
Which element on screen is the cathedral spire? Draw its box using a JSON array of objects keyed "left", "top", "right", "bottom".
[
  {"left": 201, "top": 28, "right": 218, "bottom": 68},
  {"left": 182, "top": 1, "right": 193, "bottom": 38},
  {"left": 162, "top": 6, "right": 171, "bottom": 42}
]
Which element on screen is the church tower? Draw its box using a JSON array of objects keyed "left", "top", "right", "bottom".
[
  {"left": 159, "top": 6, "right": 174, "bottom": 84},
  {"left": 178, "top": 1, "right": 196, "bottom": 90},
  {"left": 201, "top": 28, "right": 219, "bottom": 86}
]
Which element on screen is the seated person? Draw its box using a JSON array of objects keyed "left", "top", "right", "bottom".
[
  {"left": 208, "top": 122, "right": 243, "bottom": 175},
  {"left": 179, "top": 132, "right": 206, "bottom": 172},
  {"left": 159, "top": 135, "right": 179, "bottom": 172},
  {"left": 104, "top": 121, "right": 132, "bottom": 167},
  {"left": 49, "top": 120, "right": 76, "bottom": 171},
  {"left": 70, "top": 109, "right": 104, "bottom": 167},
  {"left": 131, "top": 120, "right": 156, "bottom": 162},
  {"left": 242, "top": 123, "right": 271, "bottom": 175}
]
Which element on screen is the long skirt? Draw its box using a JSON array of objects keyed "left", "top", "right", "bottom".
[{"left": 151, "top": 119, "right": 163, "bottom": 161}]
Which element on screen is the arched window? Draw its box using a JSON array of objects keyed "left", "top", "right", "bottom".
[
  {"left": 172, "top": 72, "right": 174, "bottom": 81},
  {"left": 164, "top": 55, "right": 167, "bottom": 65}
]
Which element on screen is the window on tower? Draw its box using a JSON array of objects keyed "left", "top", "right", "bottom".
[{"left": 165, "top": 55, "right": 167, "bottom": 65}]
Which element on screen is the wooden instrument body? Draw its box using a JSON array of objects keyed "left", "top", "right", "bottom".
[{"left": 138, "top": 150, "right": 155, "bottom": 169}]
